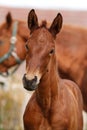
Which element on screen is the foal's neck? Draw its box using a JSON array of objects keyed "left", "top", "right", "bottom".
[{"left": 36, "top": 54, "right": 59, "bottom": 116}]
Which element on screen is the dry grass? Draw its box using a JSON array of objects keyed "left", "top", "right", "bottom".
[{"left": 0, "top": 75, "right": 26, "bottom": 130}]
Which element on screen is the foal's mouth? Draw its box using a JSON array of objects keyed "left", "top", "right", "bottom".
[{"left": 22, "top": 74, "right": 39, "bottom": 91}]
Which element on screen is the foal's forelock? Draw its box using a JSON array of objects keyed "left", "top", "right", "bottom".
[{"left": 40, "top": 21, "right": 47, "bottom": 28}]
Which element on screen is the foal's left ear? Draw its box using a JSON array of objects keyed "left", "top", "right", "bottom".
[
  {"left": 6, "top": 12, "right": 12, "bottom": 28},
  {"left": 28, "top": 9, "right": 38, "bottom": 33},
  {"left": 49, "top": 13, "right": 63, "bottom": 37}
]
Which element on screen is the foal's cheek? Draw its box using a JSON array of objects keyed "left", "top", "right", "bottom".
[{"left": 40, "top": 56, "right": 50, "bottom": 72}]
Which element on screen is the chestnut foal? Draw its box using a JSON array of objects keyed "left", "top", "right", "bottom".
[{"left": 23, "top": 9, "right": 83, "bottom": 130}]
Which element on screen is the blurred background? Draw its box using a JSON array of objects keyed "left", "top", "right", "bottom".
[
  {"left": 0, "top": 0, "right": 87, "bottom": 130},
  {"left": 0, "top": 0, "right": 87, "bottom": 10}
]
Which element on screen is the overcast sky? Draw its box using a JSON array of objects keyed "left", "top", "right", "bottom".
[{"left": 0, "top": 0, "right": 87, "bottom": 10}]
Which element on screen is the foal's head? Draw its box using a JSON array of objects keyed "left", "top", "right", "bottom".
[{"left": 23, "top": 9, "right": 63, "bottom": 91}]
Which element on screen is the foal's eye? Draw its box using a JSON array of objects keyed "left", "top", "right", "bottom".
[
  {"left": 25, "top": 44, "right": 29, "bottom": 51},
  {"left": 49, "top": 49, "right": 55, "bottom": 55}
]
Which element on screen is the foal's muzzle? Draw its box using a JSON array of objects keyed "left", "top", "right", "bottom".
[{"left": 22, "top": 74, "right": 38, "bottom": 91}]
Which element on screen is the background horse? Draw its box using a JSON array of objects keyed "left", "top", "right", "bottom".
[
  {"left": 23, "top": 9, "right": 83, "bottom": 130},
  {"left": 0, "top": 12, "right": 29, "bottom": 76},
  {"left": 55, "top": 25, "right": 87, "bottom": 112}
]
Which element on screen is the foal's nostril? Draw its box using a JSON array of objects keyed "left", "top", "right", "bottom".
[
  {"left": 22, "top": 74, "right": 26, "bottom": 81},
  {"left": 33, "top": 76, "right": 37, "bottom": 82}
]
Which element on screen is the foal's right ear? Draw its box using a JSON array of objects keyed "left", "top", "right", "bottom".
[
  {"left": 6, "top": 12, "right": 12, "bottom": 28},
  {"left": 28, "top": 9, "right": 39, "bottom": 33}
]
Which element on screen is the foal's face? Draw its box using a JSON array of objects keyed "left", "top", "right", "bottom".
[
  {"left": 23, "top": 9, "right": 63, "bottom": 91},
  {"left": 23, "top": 27, "right": 55, "bottom": 90}
]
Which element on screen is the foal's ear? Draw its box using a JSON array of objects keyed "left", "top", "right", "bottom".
[
  {"left": 28, "top": 9, "right": 38, "bottom": 33},
  {"left": 49, "top": 13, "right": 63, "bottom": 37},
  {"left": 6, "top": 12, "right": 12, "bottom": 28}
]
